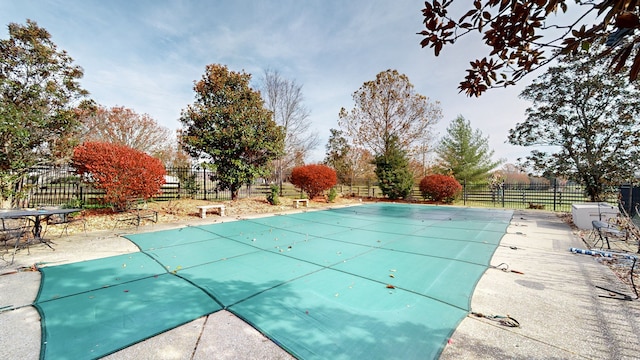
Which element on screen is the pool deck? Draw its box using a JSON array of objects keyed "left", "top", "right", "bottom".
[{"left": 1, "top": 206, "right": 639, "bottom": 359}]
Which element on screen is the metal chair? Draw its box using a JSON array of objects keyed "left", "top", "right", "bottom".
[
  {"left": 591, "top": 220, "right": 626, "bottom": 250},
  {"left": 1, "top": 218, "right": 34, "bottom": 264},
  {"left": 45, "top": 212, "right": 86, "bottom": 237}
]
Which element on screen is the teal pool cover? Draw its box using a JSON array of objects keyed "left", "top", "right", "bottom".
[{"left": 34, "top": 203, "right": 513, "bottom": 359}]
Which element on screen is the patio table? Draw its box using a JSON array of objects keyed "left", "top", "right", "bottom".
[{"left": 0, "top": 208, "right": 82, "bottom": 248}]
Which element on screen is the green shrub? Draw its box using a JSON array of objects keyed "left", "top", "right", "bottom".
[
  {"left": 328, "top": 187, "right": 337, "bottom": 202},
  {"left": 266, "top": 184, "right": 280, "bottom": 205},
  {"left": 63, "top": 198, "right": 84, "bottom": 209},
  {"left": 181, "top": 173, "right": 199, "bottom": 198},
  {"left": 419, "top": 174, "right": 462, "bottom": 203}
]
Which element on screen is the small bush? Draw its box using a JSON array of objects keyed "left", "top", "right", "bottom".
[
  {"left": 419, "top": 174, "right": 462, "bottom": 203},
  {"left": 290, "top": 164, "right": 337, "bottom": 199},
  {"left": 179, "top": 173, "right": 200, "bottom": 198},
  {"left": 63, "top": 198, "right": 84, "bottom": 209},
  {"left": 327, "top": 187, "right": 337, "bottom": 203},
  {"left": 72, "top": 142, "right": 166, "bottom": 211},
  {"left": 266, "top": 184, "right": 280, "bottom": 205}
]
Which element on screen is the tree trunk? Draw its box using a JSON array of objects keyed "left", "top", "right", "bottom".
[{"left": 231, "top": 186, "right": 239, "bottom": 201}]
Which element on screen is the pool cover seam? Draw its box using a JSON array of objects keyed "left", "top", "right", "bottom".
[
  {"left": 173, "top": 226, "right": 479, "bottom": 313},
  {"left": 174, "top": 211, "right": 511, "bottom": 312},
  {"left": 250, "top": 218, "right": 507, "bottom": 266},
  {"left": 157, "top": 226, "right": 386, "bottom": 308},
  {"left": 124, "top": 209, "right": 510, "bottom": 313},
  {"left": 34, "top": 271, "right": 180, "bottom": 304},
  {"left": 183, "top": 215, "right": 510, "bottom": 268},
  {"left": 133, "top": 206, "right": 509, "bottom": 255},
  {"left": 252, "top": 209, "right": 511, "bottom": 240},
  {"left": 241, "top": 212, "right": 511, "bottom": 239}
]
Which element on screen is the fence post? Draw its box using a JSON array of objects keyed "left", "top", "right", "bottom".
[
  {"left": 463, "top": 179, "right": 467, "bottom": 206},
  {"left": 203, "top": 167, "right": 207, "bottom": 201},
  {"left": 553, "top": 178, "right": 557, "bottom": 212},
  {"left": 501, "top": 180, "right": 505, "bottom": 208},
  {"left": 177, "top": 169, "right": 182, "bottom": 199}
]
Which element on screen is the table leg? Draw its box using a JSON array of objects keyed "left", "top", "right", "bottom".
[{"left": 32, "top": 215, "right": 54, "bottom": 250}]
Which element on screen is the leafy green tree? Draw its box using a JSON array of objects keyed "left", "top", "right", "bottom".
[
  {"left": 374, "top": 136, "right": 414, "bottom": 200},
  {"left": 435, "top": 115, "right": 501, "bottom": 183},
  {"left": 509, "top": 50, "right": 640, "bottom": 202},
  {"left": 179, "top": 64, "right": 284, "bottom": 200},
  {"left": 0, "top": 20, "right": 90, "bottom": 206},
  {"left": 419, "top": 1, "right": 640, "bottom": 96}
]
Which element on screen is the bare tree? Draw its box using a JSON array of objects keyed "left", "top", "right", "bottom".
[
  {"left": 346, "top": 147, "right": 376, "bottom": 187},
  {"left": 338, "top": 69, "right": 442, "bottom": 156},
  {"left": 80, "top": 105, "right": 173, "bottom": 156},
  {"left": 261, "top": 69, "right": 319, "bottom": 190}
]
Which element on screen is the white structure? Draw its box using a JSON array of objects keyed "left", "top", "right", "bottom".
[{"left": 571, "top": 203, "right": 619, "bottom": 229}]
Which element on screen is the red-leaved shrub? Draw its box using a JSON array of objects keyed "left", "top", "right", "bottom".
[
  {"left": 290, "top": 164, "right": 337, "bottom": 199},
  {"left": 72, "top": 142, "right": 166, "bottom": 210},
  {"left": 419, "top": 174, "right": 462, "bottom": 203}
]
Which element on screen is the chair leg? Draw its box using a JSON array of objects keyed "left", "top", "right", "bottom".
[
  {"left": 1, "top": 239, "right": 9, "bottom": 264},
  {"left": 59, "top": 219, "right": 87, "bottom": 237},
  {"left": 11, "top": 231, "right": 24, "bottom": 264},
  {"left": 592, "top": 229, "right": 603, "bottom": 248}
]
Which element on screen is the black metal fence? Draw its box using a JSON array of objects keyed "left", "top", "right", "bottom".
[
  {"left": 20, "top": 166, "right": 272, "bottom": 207},
  {"left": 460, "top": 181, "right": 621, "bottom": 213},
  {"left": 337, "top": 181, "right": 622, "bottom": 212},
  {"left": 14, "top": 166, "right": 627, "bottom": 212}
]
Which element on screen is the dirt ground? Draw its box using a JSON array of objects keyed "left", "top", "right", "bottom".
[{"left": 49, "top": 196, "right": 363, "bottom": 234}]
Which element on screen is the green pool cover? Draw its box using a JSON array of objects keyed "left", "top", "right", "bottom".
[{"left": 34, "top": 203, "right": 513, "bottom": 359}]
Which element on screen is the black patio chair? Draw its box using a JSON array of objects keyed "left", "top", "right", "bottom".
[
  {"left": 591, "top": 220, "right": 626, "bottom": 250},
  {"left": 1, "top": 218, "right": 34, "bottom": 264}
]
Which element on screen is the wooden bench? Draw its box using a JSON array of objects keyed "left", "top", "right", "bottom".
[
  {"left": 293, "top": 199, "right": 309, "bottom": 208},
  {"left": 197, "top": 204, "right": 225, "bottom": 218}
]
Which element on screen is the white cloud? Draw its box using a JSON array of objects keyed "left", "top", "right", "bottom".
[{"left": 2, "top": 0, "right": 540, "bottom": 165}]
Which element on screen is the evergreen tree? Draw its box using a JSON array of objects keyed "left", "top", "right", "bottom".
[
  {"left": 435, "top": 115, "right": 502, "bottom": 183},
  {"left": 374, "top": 136, "right": 414, "bottom": 200}
]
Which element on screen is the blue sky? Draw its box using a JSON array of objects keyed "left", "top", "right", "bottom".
[{"left": 2, "top": 0, "right": 538, "bottom": 164}]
